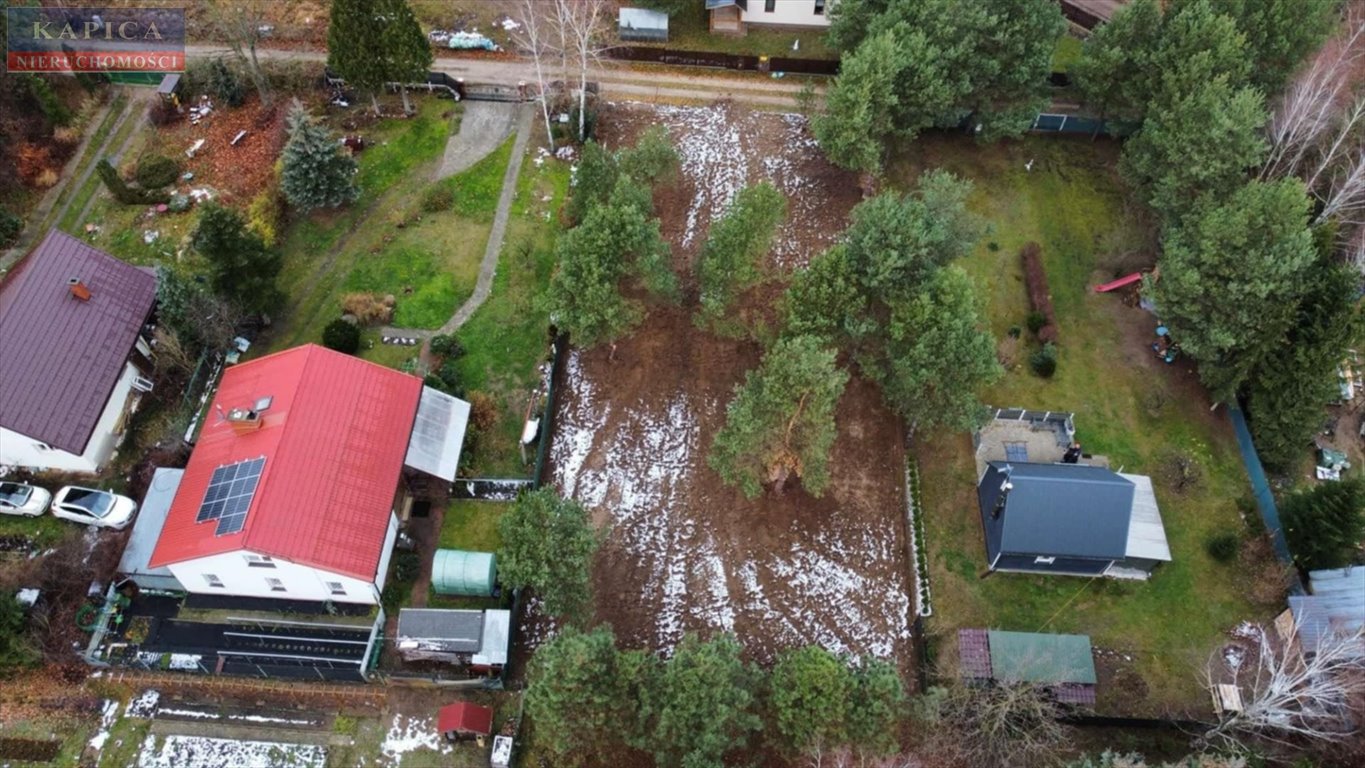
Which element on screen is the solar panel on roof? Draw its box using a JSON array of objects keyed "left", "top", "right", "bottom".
[{"left": 196, "top": 457, "right": 265, "bottom": 535}]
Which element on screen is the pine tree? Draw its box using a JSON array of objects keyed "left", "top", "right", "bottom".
[
  {"left": 192, "top": 203, "right": 282, "bottom": 315},
  {"left": 378, "top": 0, "right": 433, "bottom": 114},
  {"left": 280, "top": 101, "right": 359, "bottom": 213},
  {"left": 709, "top": 335, "right": 848, "bottom": 498},
  {"left": 1281, "top": 478, "right": 1365, "bottom": 571},
  {"left": 327, "top": 0, "right": 389, "bottom": 114},
  {"left": 696, "top": 182, "right": 787, "bottom": 332},
  {"left": 497, "top": 488, "right": 599, "bottom": 622}
]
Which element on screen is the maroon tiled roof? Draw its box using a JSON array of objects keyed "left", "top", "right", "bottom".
[
  {"left": 0, "top": 230, "right": 156, "bottom": 454},
  {"left": 958, "top": 629, "right": 993, "bottom": 680}
]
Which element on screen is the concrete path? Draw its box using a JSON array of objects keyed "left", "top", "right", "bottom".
[
  {"left": 435, "top": 100, "right": 520, "bottom": 180},
  {"left": 378, "top": 104, "right": 534, "bottom": 341}
]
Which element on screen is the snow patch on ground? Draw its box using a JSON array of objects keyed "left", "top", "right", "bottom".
[
  {"left": 655, "top": 104, "right": 749, "bottom": 248},
  {"left": 126, "top": 689, "right": 160, "bottom": 718},
  {"left": 168, "top": 653, "right": 202, "bottom": 670},
  {"left": 136, "top": 734, "right": 326, "bottom": 768},
  {"left": 86, "top": 698, "right": 120, "bottom": 754},
  {"left": 380, "top": 714, "right": 451, "bottom": 762}
]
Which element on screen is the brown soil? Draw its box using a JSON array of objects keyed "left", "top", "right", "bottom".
[
  {"left": 159, "top": 95, "right": 287, "bottom": 206},
  {"left": 543, "top": 102, "right": 913, "bottom": 669}
]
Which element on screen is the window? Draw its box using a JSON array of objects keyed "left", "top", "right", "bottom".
[
  {"left": 1033, "top": 556, "right": 1056, "bottom": 565},
  {"left": 266, "top": 577, "right": 286, "bottom": 592},
  {"left": 765, "top": 0, "right": 775, "bottom": 11},
  {"left": 326, "top": 581, "right": 346, "bottom": 596},
  {"left": 814, "top": 0, "right": 826, "bottom": 15},
  {"left": 244, "top": 554, "right": 275, "bottom": 568},
  {"left": 203, "top": 573, "right": 224, "bottom": 588}
]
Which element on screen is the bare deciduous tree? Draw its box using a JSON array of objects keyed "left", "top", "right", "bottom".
[
  {"left": 803, "top": 746, "right": 924, "bottom": 768},
  {"left": 152, "top": 326, "right": 196, "bottom": 378},
  {"left": 554, "top": 0, "right": 611, "bottom": 142},
  {"left": 921, "top": 683, "right": 1069, "bottom": 768},
  {"left": 1201, "top": 621, "right": 1365, "bottom": 751},
  {"left": 511, "top": 0, "right": 557, "bottom": 151},
  {"left": 201, "top": 0, "right": 273, "bottom": 107}
]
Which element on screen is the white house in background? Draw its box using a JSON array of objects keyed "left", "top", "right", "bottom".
[
  {"left": 146, "top": 344, "right": 469, "bottom": 605},
  {"left": 706, "top": 0, "right": 833, "bottom": 35},
  {"left": 0, "top": 229, "right": 157, "bottom": 474}
]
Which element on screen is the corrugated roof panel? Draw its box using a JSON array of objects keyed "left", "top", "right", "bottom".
[
  {"left": 1118, "top": 473, "right": 1171, "bottom": 562},
  {"left": 987, "top": 630, "right": 1096, "bottom": 685},
  {"left": 403, "top": 386, "right": 470, "bottom": 482}
]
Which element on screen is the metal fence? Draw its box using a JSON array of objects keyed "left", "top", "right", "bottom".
[{"left": 533, "top": 333, "right": 570, "bottom": 489}]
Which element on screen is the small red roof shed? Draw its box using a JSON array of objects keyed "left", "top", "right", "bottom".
[{"left": 438, "top": 702, "right": 493, "bottom": 738}]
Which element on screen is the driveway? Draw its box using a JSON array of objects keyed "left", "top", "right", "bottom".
[{"left": 435, "top": 100, "right": 521, "bottom": 180}]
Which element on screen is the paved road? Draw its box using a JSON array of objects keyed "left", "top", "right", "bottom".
[
  {"left": 435, "top": 100, "right": 520, "bottom": 180},
  {"left": 186, "top": 45, "right": 822, "bottom": 109}
]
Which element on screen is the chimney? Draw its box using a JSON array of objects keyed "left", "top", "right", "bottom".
[
  {"left": 226, "top": 407, "right": 262, "bottom": 434},
  {"left": 68, "top": 277, "right": 91, "bottom": 302}
]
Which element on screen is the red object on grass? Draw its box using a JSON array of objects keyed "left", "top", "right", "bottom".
[
  {"left": 438, "top": 702, "right": 494, "bottom": 737},
  {"left": 1093, "top": 272, "right": 1144, "bottom": 293}
]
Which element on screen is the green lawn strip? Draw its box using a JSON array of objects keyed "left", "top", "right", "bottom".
[
  {"left": 453, "top": 141, "right": 569, "bottom": 477},
  {"left": 1052, "top": 33, "right": 1085, "bottom": 74},
  {"left": 425, "top": 500, "right": 507, "bottom": 610},
  {"left": 640, "top": 3, "right": 835, "bottom": 59},
  {"left": 890, "top": 135, "right": 1264, "bottom": 713},
  {"left": 55, "top": 102, "right": 146, "bottom": 235},
  {"left": 270, "top": 100, "right": 459, "bottom": 347},
  {"left": 95, "top": 716, "right": 152, "bottom": 768},
  {"left": 35, "top": 92, "right": 128, "bottom": 234},
  {"left": 0, "top": 511, "right": 69, "bottom": 547},
  {"left": 357, "top": 330, "right": 422, "bottom": 370}
]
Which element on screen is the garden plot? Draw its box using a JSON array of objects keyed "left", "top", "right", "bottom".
[
  {"left": 597, "top": 102, "right": 861, "bottom": 271},
  {"left": 135, "top": 734, "right": 326, "bottom": 768},
  {"left": 550, "top": 314, "right": 914, "bottom": 664}
]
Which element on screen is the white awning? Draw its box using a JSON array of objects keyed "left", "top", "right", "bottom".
[
  {"left": 118, "top": 467, "right": 186, "bottom": 591},
  {"left": 472, "top": 609, "right": 510, "bottom": 667},
  {"left": 403, "top": 386, "right": 471, "bottom": 482},
  {"left": 1118, "top": 473, "right": 1172, "bottom": 562}
]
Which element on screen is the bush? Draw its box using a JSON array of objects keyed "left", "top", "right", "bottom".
[
  {"left": 1205, "top": 532, "right": 1239, "bottom": 563},
  {"left": 1029, "top": 343, "right": 1057, "bottom": 378},
  {"left": 467, "top": 390, "right": 499, "bottom": 433},
  {"left": 430, "top": 333, "right": 465, "bottom": 359},
  {"left": 96, "top": 159, "right": 170, "bottom": 205},
  {"left": 246, "top": 182, "right": 283, "bottom": 247},
  {"left": 421, "top": 184, "right": 454, "bottom": 213},
  {"left": 17, "top": 144, "right": 52, "bottom": 187},
  {"left": 0, "top": 209, "right": 21, "bottom": 247},
  {"left": 321, "top": 319, "right": 361, "bottom": 354},
  {"left": 1025, "top": 311, "right": 1046, "bottom": 334},
  {"left": 208, "top": 58, "right": 245, "bottom": 107},
  {"left": 134, "top": 155, "right": 181, "bottom": 189},
  {"left": 340, "top": 292, "right": 394, "bottom": 325},
  {"left": 148, "top": 100, "right": 180, "bottom": 127}
]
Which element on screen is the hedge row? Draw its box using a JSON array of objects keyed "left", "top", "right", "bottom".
[{"left": 1021, "top": 242, "right": 1058, "bottom": 344}]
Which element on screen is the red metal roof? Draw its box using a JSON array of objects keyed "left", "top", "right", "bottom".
[
  {"left": 0, "top": 229, "right": 156, "bottom": 454},
  {"left": 437, "top": 702, "right": 493, "bottom": 736},
  {"left": 148, "top": 344, "right": 423, "bottom": 581}
]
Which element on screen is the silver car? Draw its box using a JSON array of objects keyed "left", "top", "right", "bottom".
[
  {"left": 0, "top": 482, "right": 51, "bottom": 517},
  {"left": 50, "top": 486, "right": 137, "bottom": 530}
]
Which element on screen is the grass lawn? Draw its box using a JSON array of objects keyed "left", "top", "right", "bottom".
[
  {"left": 427, "top": 499, "right": 506, "bottom": 609},
  {"left": 887, "top": 135, "right": 1270, "bottom": 715},
  {"left": 452, "top": 137, "right": 569, "bottom": 477},
  {"left": 0, "top": 512, "right": 69, "bottom": 548},
  {"left": 1052, "top": 33, "right": 1085, "bottom": 74},
  {"left": 269, "top": 98, "right": 461, "bottom": 348},
  {"left": 33, "top": 91, "right": 126, "bottom": 235},
  {"left": 653, "top": 3, "right": 836, "bottom": 59}
]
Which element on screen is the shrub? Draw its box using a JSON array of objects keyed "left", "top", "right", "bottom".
[
  {"left": 421, "top": 184, "right": 454, "bottom": 213},
  {"left": 1205, "top": 532, "right": 1239, "bottom": 563},
  {"left": 17, "top": 143, "right": 52, "bottom": 186},
  {"left": 1021, "top": 242, "right": 1058, "bottom": 342},
  {"left": 340, "top": 292, "right": 394, "bottom": 325},
  {"left": 1025, "top": 311, "right": 1046, "bottom": 334},
  {"left": 208, "top": 58, "right": 245, "bottom": 107},
  {"left": 1160, "top": 449, "right": 1204, "bottom": 494},
  {"left": 246, "top": 183, "right": 283, "bottom": 247},
  {"left": 148, "top": 100, "right": 180, "bottom": 127},
  {"left": 1029, "top": 343, "right": 1057, "bottom": 378},
  {"left": 96, "top": 159, "right": 170, "bottom": 205},
  {"left": 22, "top": 74, "right": 72, "bottom": 126},
  {"left": 430, "top": 333, "right": 465, "bottom": 359},
  {"left": 52, "top": 126, "right": 80, "bottom": 145},
  {"left": 134, "top": 155, "right": 181, "bottom": 189},
  {"left": 467, "top": 390, "right": 500, "bottom": 433},
  {"left": 321, "top": 319, "right": 361, "bottom": 353},
  {"left": 0, "top": 209, "right": 21, "bottom": 247}
]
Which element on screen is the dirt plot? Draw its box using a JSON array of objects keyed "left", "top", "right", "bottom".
[{"left": 545, "top": 102, "right": 912, "bottom": 667}]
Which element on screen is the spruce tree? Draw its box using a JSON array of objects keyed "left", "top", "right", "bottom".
[
  {"left": 327, "top": 0, "right": 388, "bottom": 114},
  {"left": 1281, "top": 478, "right": 1365, "bottom": 571},
  {"left": 378, "top": 0, "right": 432, "bottom": 114},
  {"left": 280, "top": 101, "right": 359, "bottom": 213},
  {"left": 192, "top": 203, "right": 282, "bottom": 315}
]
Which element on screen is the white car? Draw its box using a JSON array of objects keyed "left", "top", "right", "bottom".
[
  {"left": 0, "top": 482, "right": 51, "bottom": 517},
  {"left": 50, "top": 486, "right": 137, "bottom": 530}
]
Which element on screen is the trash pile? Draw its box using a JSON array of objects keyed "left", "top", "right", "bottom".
[{"left": 429, "top": 28, "right": 500, "bottom": 51}]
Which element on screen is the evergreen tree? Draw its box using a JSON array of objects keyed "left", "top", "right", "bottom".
[
  {"left": 846, "top": 656, "right": 906, "bottom": 757},
  {"left": 812, "top": 29, "right": 906, "bottom": 174},
  {"left": 280, "top": 101, "right": 359, "bottom": 213},
  {"left": 525, "top": 626, "right": 634, "bottom": 764},
  {"left": 696, "top": 182, "right": 787, "bottom": 332},
  {"left": 617, "top": 126, "right": 679, "bottom": 188},
  {"left": 1154, "top": 179, "right": 1318, "bottom": 402},
  {"left": 770, "top": 646, "right": 853, "bottom": 756},
  {"left": 1247, "top": 258, "right": 1365, "bottom": 470},
  {"left": 1281, "top": 478, "right": 1365, "bottom": 571},
  {"left": 1182, "top": 0, "right": 1340, "bottom": 95},
  {"left": 327, "top": 0, "right": 389, "bottom": 114},
  {"left": 497, "top": 488, "right": 599, "bottom": 622},
  {"left": 1147, "top": 0, "right": 1252, "bottom": 102},
  {"left": 192, "top": 203, "right": 282, "bottom": 315},
  {"left": 709, "top": 335, "right": 848, "bottom": 499},
  {"left": 378, "top": 0, "right": 433, "bottom": 114},
  {"left": 1071, "top": 0, "right": 1163, "bottom": 122},
  {"left": 566, "top": 140, "right": 620, "bottom": 225},
  {"left": 643, "top": 633, "right": 761, "bottom": 768}
]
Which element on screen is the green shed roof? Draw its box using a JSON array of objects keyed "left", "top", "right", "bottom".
[{"left": 987, "top": 630, "right": 1096, "bottom": 685}]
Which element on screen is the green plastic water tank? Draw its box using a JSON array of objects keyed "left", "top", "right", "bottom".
[{"left": 431, "top": 549, "right": 496, "bottom": 596}]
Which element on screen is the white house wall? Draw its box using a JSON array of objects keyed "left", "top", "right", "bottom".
[
  {"left": 0, "top": 361, "right": 141, "bottom": 474},
  {"left": 165, "top": 549, "right": 380, "bottom": 605},
  {"left": 741, "top": 0, "right": 832, "bottom": 28},
  {"left": 374, "top": 513, "right": 398, "bottom": 592}
]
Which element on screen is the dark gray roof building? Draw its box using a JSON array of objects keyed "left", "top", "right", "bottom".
[
  {"left": 0, "top": 229, "right": 156, "bottom": 456},
  {"left": 978, "top": 461, "right": 1171, "bottom": 578}
]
